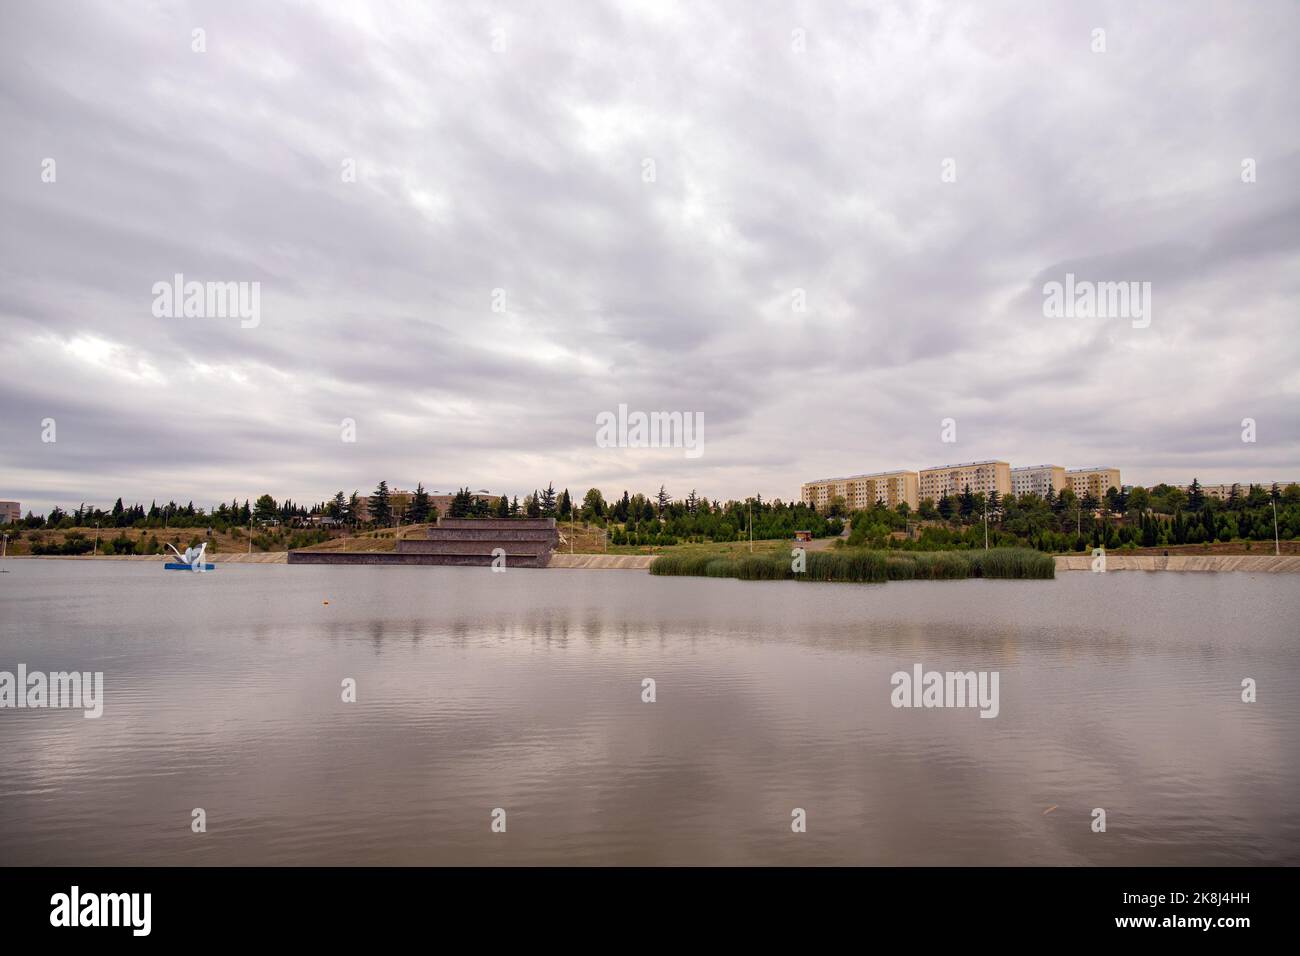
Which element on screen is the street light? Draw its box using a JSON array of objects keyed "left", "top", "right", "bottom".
[
  {"left": 93, "top": 521, "right": 100, "bottom": 557},
  {"left": 1273, "top": 497, "right": 1281, "bottom": 556}
]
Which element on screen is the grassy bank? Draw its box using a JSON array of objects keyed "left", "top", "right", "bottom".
[{"left": 649, "top": 547, "right": 1055, "bottom": 582}]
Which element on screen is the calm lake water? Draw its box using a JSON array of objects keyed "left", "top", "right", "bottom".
[{"left": 1, "top": 560, "right": 1297, "bottom": 865}]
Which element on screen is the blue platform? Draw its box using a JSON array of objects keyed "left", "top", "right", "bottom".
[{"left": 163, "top": 563, "right": 216, "bottom": 571}]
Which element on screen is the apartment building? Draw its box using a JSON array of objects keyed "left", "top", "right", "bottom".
[
  {"left": 0, "top": 500, "right": 20, "bottom": 524},
  {"left": 918, "top": 461, "right": 1011, "bottom": 502},
  {"left": 800, "top": 470, "right": 919, "bottom": 512},
  {"left": 1179, "top": 482, "right": 1295, "bottom": 501},
  {"left": 1010, "top": 465, "right": 1066, "bottom": 498},
  {"left": 1065, "top": 467, "right": 1122, "bottom": 500}
]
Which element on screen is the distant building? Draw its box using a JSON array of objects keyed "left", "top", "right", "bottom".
[
  {"left": 428, "top": 491, "right": 503, "bottom": 517},
  {"left": 1066, "top": 467, "right": 1122, "bottom": 500},
  {"left": 1179, "top": 482, "right": 1294, "bottom": 501},
  {"left": 1011, "top": 465, "right": 1066, "bottom": 498},
  {"left": 918, "top": 461, "right": 1011, "bottom": 502},
  {"left": 0, "top": 501, "right": 20, "bottom": 524},
  {"left": 793, "top": 530, "right": 813, "bottom": 542},
  {"left": 800, "top": 470, "right": 919, "bottom": 512}
]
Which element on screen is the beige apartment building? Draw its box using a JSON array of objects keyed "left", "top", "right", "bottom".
[
  {"left": 1179, "top": 482, "right": 1294, "bottom": 501},
  {"left": 0, "top": 500, "right": 20, "bottom": 524},
  {"left": 1065, "top": 467, "right": 1121, "bottom": 500},
  {"left": 1011, "top": 465, "right": 1066, "bottom": 499},
  {"left": 801, "top": 470, "right": 919, "bottom": 512},
  {"left": 918, "top": 461, "right": 1011, "bottom": 502}
]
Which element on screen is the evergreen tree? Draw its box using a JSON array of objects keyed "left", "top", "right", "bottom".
[
  {"left": 409, "top": 483, "right": 431, "bottom": 523},
  {"left": 656, "top": 485, "right": 670, "bottom": 515},
  {"left": 370, "top": 481, "right": 392, "bottom": 526},
  {"left": 254, "top": 494, "right": 278, "bottom": 524},
  {"left": 449, "top": 488, "right": 473, "bottom": 518},
  {"left": 540, "top": 483, "right": 557, "bottom": 516},
  {"left": 495, "top": 494, "right": 510, "bottom": 518},
  {"left": 557, "top": 488, "right": 572, "bottom": 518},
  {"left": 959, "top": 485, "right": 975, "bottom": 518}
]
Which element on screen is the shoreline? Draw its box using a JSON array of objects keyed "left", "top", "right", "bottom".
[{"left": 7, "top": 553, "right": 1300, "bottom": 572}]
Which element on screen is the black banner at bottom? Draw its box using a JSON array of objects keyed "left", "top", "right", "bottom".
[{"left": 0, "top": 866, "right": 1281, "bottom": 942}]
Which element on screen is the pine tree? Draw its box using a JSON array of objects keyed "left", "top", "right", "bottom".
[
  {"left": 959, "top": 485, "right": 975, "bottom": 518},
  {"left": 495, "top": 494, "right": 510, "bottom": 518},
  {"left": 540, "top": 483, "right": 557, "bottom": 516},
  {"left": 370, "top": 481, "right": 392, "bottom": 526},
  {"left": 409, "top": 483, "right": 430, "bottom": 523}
]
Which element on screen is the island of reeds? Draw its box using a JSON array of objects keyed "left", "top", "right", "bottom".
[{"left": 648, "top": 547, "right": 1056, "bottom": 582}]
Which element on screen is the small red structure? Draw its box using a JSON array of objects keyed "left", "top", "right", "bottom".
[{"left": 793, "top": 530, "right": 813, "bottom": 542}]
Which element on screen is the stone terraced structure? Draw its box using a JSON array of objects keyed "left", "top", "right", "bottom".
[{"left": 288, "top": 518, "right": 559, "bottom": 568}]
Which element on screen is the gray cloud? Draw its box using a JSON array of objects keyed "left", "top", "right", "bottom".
[{"left": 2, "top": 0, "right": 1298, "bottom": 514}]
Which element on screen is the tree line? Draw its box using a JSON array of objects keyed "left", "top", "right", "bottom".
[{"left": 837, "top": 479, "right": 1300, "bottom": 553}]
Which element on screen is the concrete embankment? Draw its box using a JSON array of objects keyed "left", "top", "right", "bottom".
[
  {"left": 1055, "top": 554, "right": 1300, "bottom": 573},
  {"left": 9, "top": 552, "right": 289, "bottom": 563},
  {"left": 547, "top": 554, "right": 655, "bottom": 569}
]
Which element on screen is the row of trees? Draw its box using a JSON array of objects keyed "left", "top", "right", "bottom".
[
  {"left": 10, "top": 478, "right": 1297, "bottom": 552},
  {"left": 838, "top": 480, "right": 1300, "bottom": 553},
  {"left": 5, "top": 481, "right": 840, "bottom": 543}
]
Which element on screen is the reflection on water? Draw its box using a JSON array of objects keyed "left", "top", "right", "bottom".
[{"left": 1, "top": 561, "right": 1297, "bottom": 865}]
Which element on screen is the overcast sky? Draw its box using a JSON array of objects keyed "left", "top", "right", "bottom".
[{"left": 2, "top": 0, "right": 1297, "bottom": 514}]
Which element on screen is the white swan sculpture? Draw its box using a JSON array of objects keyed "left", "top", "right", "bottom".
[{"left": 165, "top": 541, "right": 209, "bottom": 572}]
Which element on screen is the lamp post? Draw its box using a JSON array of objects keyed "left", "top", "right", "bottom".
[
  {"left": 1274, "top": 497, "right": 1281, "bottom": 556},
  {"left": 93, "top": 521, "right": 100, "bottom": 557},
  {"left": 984, "top": 497, "right": 989, "bottom": 550}
]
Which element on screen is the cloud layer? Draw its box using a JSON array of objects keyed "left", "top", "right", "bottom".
[{"left": 2, "top": 0, "right": 1298, "bottom": 513}]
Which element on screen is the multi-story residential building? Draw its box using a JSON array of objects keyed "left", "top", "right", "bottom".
[
  {"left": 0, "top": 500, "right": 20, "bottom": 524},
  {"left": 1178, "top": 482, "right": 1296, "bottom": 501},
  {"left": 800, "top": 471, "right": 919, "bottom": 512},
  {"left": 1011, "top": 465, "right": 1066, "bottom": 498},
  {"left": 918, "top": 461, "right": 1011, "bottom": 502},
  {"left": 1065, "top": 467, "right": 1121, "bottom": 500}
]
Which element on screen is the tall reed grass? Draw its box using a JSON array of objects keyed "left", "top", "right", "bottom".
[{"left": 649, "top": 547, "right": 1054, "bottom": 582}]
